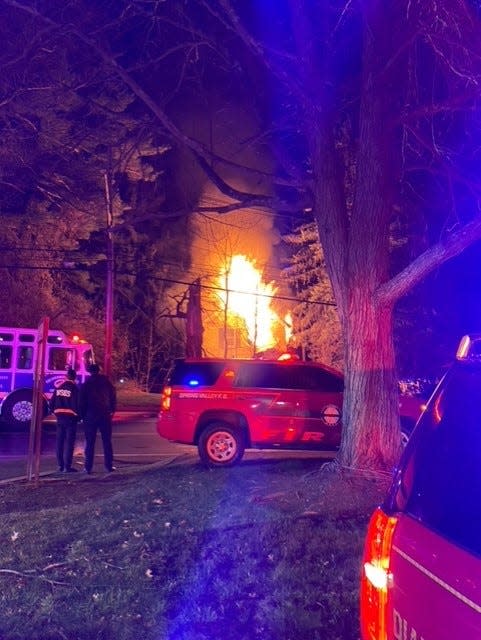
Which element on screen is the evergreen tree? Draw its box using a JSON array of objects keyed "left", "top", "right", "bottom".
[{"left": 282, "top": 223, "right": 342, "bottom": 368}]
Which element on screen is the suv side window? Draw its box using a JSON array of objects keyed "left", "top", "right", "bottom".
[
  {"left": 170, "top": 361, "right": 225, "bottom": 387},
  {"left": 235, "top": 363, "right": 291, "bottom": 389},
  {"left": 234, "top": 363, "right": 343, "bottom": 392},
  {"left": 393, "top": 364, "right": 481, "bottom": 556},
  {"left": 299, "top": 367, "right": 344, "bottom": 393}
]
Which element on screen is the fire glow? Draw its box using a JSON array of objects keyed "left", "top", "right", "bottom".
[{"left": 217, "top": 255, "right": 279, "bottom": 351}]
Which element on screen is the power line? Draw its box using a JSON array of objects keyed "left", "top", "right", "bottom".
[
  {"left": 0, "top": 263, "right": 337, "bottom": 307},
  {"left": 1, "top": 244, "right": 294, "bottom": 278}
]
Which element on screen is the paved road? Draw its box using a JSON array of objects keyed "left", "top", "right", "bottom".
[
  {"left": 0, "top": 412, "right": 334, "bottom": 483},
  {"left": 0, "top": 411, "right": 194, "bottom": 483}
]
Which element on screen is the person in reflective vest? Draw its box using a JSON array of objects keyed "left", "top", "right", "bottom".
[{"left": 50, "top": 368, "right": 80, "bottom": 473}]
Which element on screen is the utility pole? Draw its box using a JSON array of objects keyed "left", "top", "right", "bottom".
[
  {"left": 27, "top": 317, "right": 49, "bottom": 485},
  {"left": 186, "top": 278, "right": 203, "bottom": 357},
  {"left": 103, "top": 170, "right": 114, "bottom": 379},
  {"left": 252, "top": 283, "right": 259, "bottom": 358},
  {"left": 223, "top": 269, "right": 229, "bottom": 359}
]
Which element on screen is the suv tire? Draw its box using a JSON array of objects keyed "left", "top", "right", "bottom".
[{"left": 198, "top": 422, "right": 245, "bottom": 467}]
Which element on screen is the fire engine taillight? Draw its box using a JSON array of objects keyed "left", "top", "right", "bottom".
[
  {"left": 161, "top": 386, "right": 172, "bottom": 411},
  {"left": 360, "top": 507, "right": 398, "bottom": 640}
]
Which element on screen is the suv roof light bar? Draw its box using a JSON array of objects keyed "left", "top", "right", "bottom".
[{"left": 456, "top": 334, "right": 481, "bottom": 361}]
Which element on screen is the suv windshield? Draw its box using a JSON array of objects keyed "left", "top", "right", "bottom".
[{"left": 391, "top": 363, "right": 481, "bottom": 556}]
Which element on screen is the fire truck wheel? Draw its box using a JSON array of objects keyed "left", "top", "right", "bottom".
[
  {"left": 1, "top": 390, "right": 47, "bottom": 429},
  {"left": 198, "top": 422, "right": 245, "bottom": 467}
]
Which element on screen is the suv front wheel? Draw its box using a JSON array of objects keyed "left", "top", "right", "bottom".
[{"left": 198, "top": 422, "right": 245, "bottom": 467}]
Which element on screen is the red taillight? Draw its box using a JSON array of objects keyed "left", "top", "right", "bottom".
[
  {"left": 161, "top": 386, "right": 172, "bottom": 411},
  {"left": 360, "top": 508, "right": 398, "bottom": 640}
]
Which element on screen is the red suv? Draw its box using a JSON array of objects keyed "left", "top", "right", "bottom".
[
  {"left": 157, "top": 357, "right": 422, "bottom": 467},
  {"left": 360, "top": 334, "right": 481, "bottom": 640}
]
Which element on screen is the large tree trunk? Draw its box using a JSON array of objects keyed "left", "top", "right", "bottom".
[
  {"left": 313, "top": 0, "right": 405, "bottom": 472},
  {"left": 340, "top": 299, "right": 401, "bottom": 471}
]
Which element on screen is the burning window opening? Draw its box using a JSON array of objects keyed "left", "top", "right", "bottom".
[{"left": 216, "top": 254, "right": 289, "bottom": 354}]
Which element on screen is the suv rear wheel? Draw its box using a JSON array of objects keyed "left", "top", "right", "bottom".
[{"left": 198, "top": 422, "right": 245, "bottom": 467}]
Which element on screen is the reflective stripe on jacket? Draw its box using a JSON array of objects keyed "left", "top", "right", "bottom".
[{"left": 50, "top": 380, "right": 79, "bottom": 418}]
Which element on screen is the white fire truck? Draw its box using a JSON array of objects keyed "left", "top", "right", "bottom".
[{"left": 0, "top": 326, "right": 95, "bottom": 428}]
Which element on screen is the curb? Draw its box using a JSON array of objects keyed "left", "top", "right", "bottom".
[{"left": 0, "top": 454, "right": 197, "bottom": 486}]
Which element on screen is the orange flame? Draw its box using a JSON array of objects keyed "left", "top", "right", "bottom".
[{"left": 217, "top": 255, "right": 279, "bottom": 351}]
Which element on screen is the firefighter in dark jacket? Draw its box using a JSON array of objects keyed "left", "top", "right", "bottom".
[
  {"left": 79, "top": 363, "right": 116, "bottom": 474},
  {"left": 50, "top": 368, "right": 80, "bottom": 473}
]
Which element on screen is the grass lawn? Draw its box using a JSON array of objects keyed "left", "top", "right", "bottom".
[
  {"left": 0, "top": 458, "right": 388, "bottom": 640},
  {"left": 116, "top": 387, "right": 160, "bottom": 412}
]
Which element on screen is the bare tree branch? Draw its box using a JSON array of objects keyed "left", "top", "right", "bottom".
[{"left": 375, "top": 214, "right": 481, "bottom": 307}]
